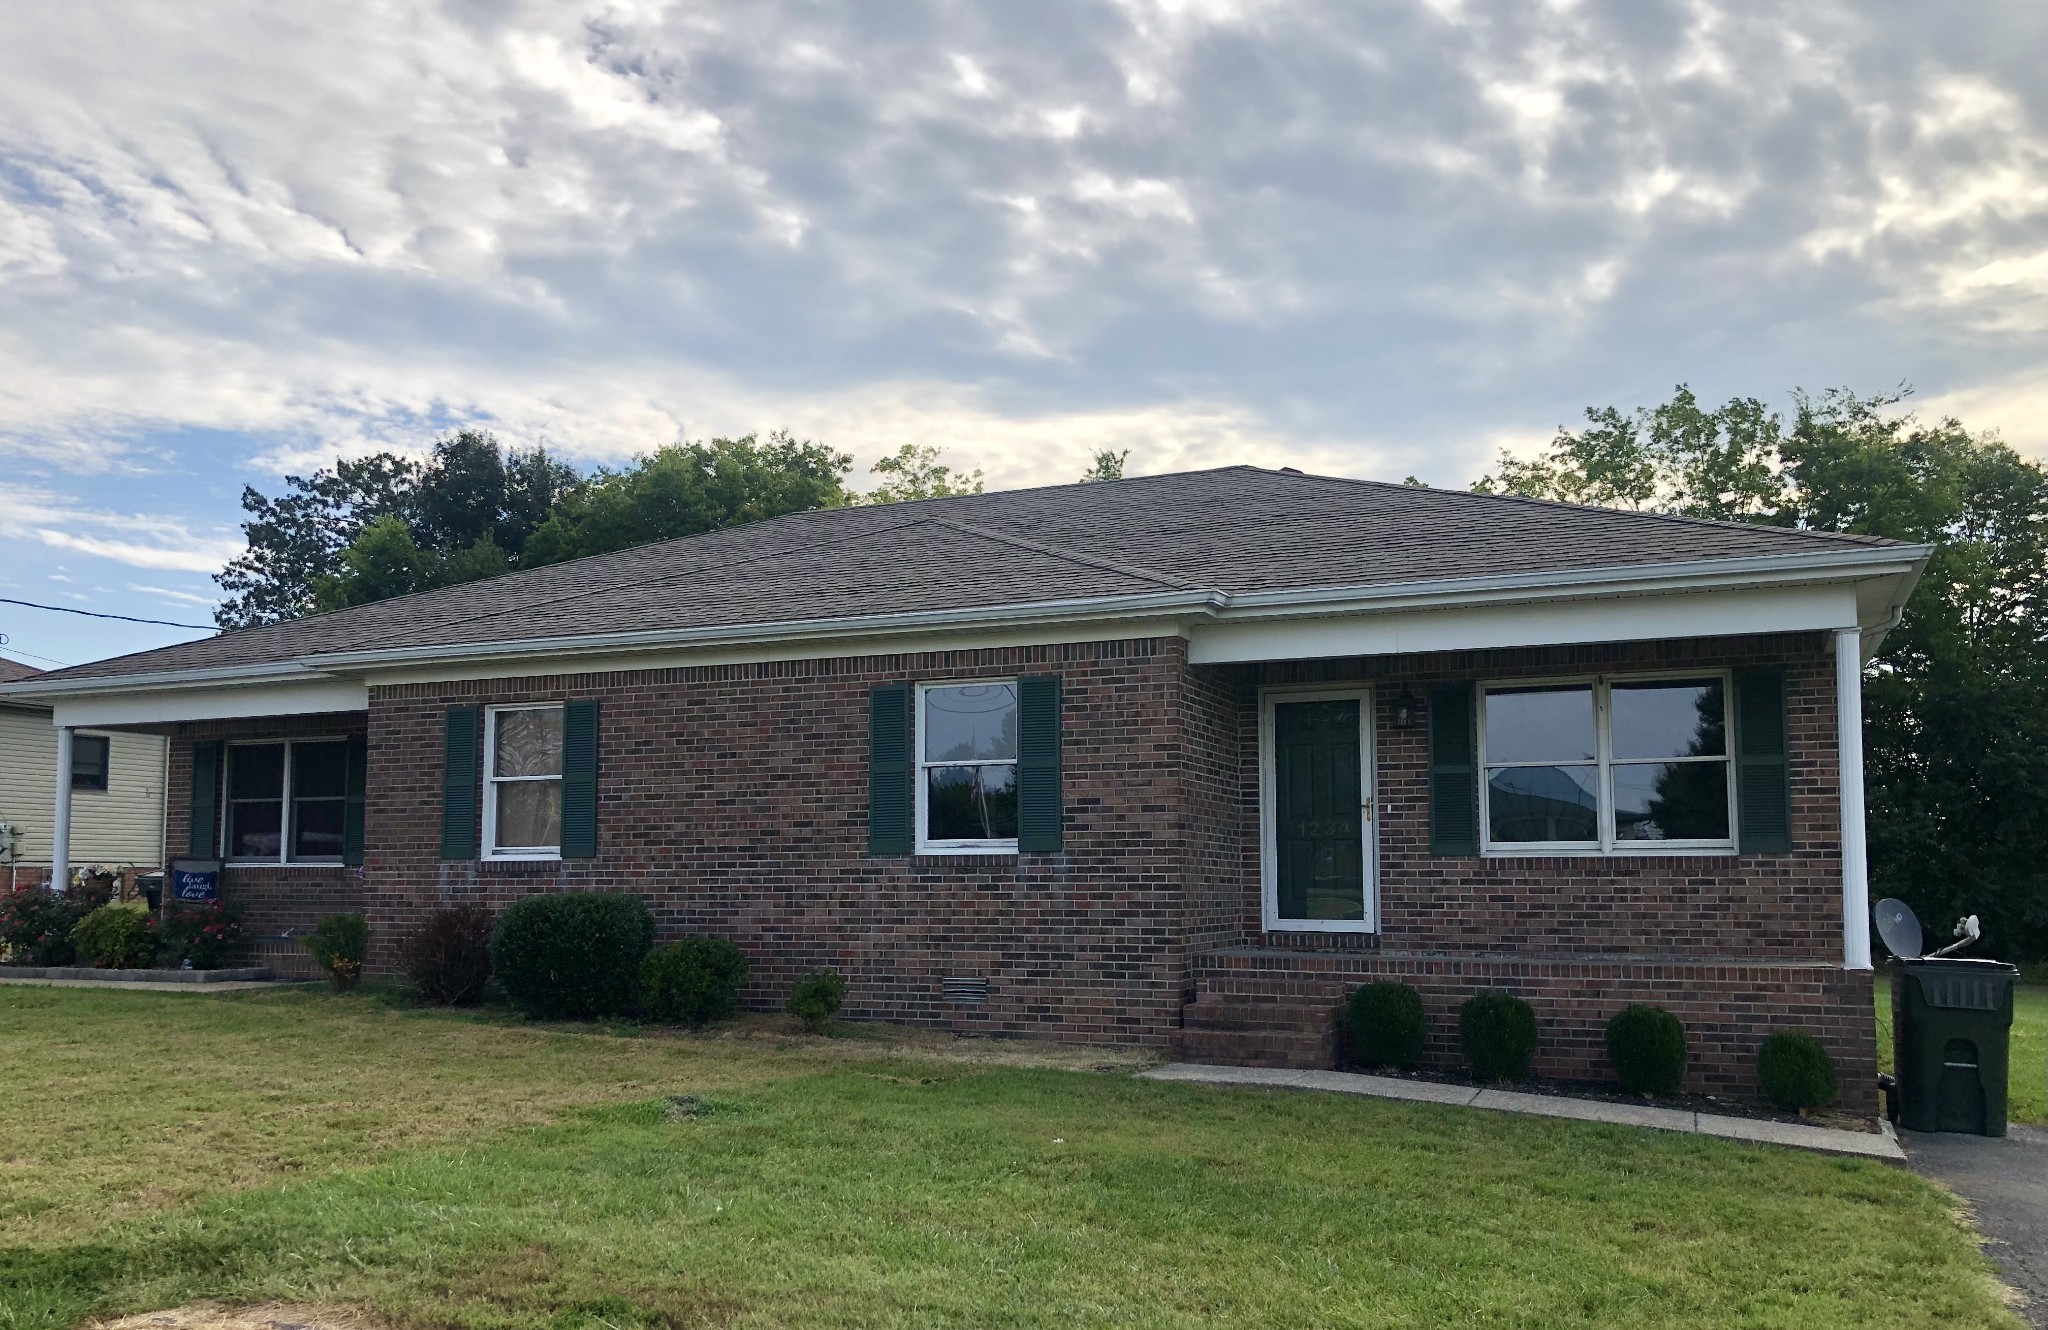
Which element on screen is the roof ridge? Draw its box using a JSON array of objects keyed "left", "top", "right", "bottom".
[
  {"left": 1264, "top": 467, "right": 1898, "bottom": 548},
  {"left": 924, "top": 516, "right": 1203, "bottom": 591}
]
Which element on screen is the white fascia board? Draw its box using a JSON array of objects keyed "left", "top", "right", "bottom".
[
  {"left": 50, "top": 680, "right": 369, "bottom": 729},
  {"left": 0, "top": 661, "right": 329, "bottom": 699},
  {"left": 1188, "top": 583, "right": 1862, "bottom": 664}
]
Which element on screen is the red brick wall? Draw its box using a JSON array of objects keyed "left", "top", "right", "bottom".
[
  {"left": 362, "top": 639, "right": 1194, "bottom": 1043},
  {"left": 165, "top": 713, "right": 369, "bottom": 976},
  {"left": 1183, "top": 630, "right": 1876, "bottom": 1112},
  {"left": 1226, "top": 631, "right": 1846, "bottom": 960}
]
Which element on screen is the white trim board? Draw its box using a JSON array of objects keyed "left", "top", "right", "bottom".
[
  {"left": 1189, "top": 583, "right": 1859, "bottom": 665},
  {"left": 50, "top": 680, "right": 369, "bottom": 729}
]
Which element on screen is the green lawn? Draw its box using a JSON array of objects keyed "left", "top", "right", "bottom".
[
  {"left": 1876, "top": 978, "right": 2047, "bottom": 1124},
  {"left": 0, "top": 987, "right": 2024, "bottom": 1330}
]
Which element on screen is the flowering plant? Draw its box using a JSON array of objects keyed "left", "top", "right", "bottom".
[
  {"left": 0, "top": 885, "right": 85, "bottom": 966},
  {"left": 151, "top": 899, "right": 245, "bottom": 970}
]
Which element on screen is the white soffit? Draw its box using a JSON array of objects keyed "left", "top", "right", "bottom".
[
  {"left": 50, "top": 680, "right": 369, "bottom": 729},
  {"left": 1187, "top": 583, "right": 1861, "bottom": 664}
]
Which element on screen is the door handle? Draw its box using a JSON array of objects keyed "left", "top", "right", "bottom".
[{"left": 1360, "top": 799, "right": 1373, "bottom": 823}]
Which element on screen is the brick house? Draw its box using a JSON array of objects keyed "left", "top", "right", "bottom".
[{"left": 3, "top": 467, "right": 1928, "bottom": 1112}]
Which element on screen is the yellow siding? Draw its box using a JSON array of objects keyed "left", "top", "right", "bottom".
[{"left": 0, "top": 706, "right": 166, "bottom": 869}]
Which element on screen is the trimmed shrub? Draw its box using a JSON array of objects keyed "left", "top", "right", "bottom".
[
  {"left": 786, "top": 969, "right": 846, "bottom": 1033},
  {"left": 642, "top": 936, "right": 750, "bottom": 1026},
  {"left": 1606, "top": 1004, "right": 1687, "bottom": 1096},
  {"left": 491, "top": 893, "right": 654, "bottom": 1019},
  {"left": 0, "top": 886, "right": 86, "bottom": 966},
  {"left": 1757, "top": 1031, "right": 1838, "bottom": 1113},
  {"left": 1340, "top": 981, "right": 1427, "bottom": 1070},
  {"left": 1459, "top": 991, "right": 1538, "bottom": 1082},
  {"left": 404, "top": 904, "right": 495, "bottom": 1006},
  {"left": 303, "top": 912, "right": 369, "bottom": 991},
  {"left": 71, "top": 902, "right": 156, "bottom": 969},
  {"left": 152, "top": 900, "right": 244, "bottom": 969}
]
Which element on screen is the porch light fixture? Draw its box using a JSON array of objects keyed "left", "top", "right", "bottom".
[{"left": 1393, "top": 685, "right": 1421, "bottom": 729}]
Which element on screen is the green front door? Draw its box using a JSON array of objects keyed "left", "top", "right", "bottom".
[{"left": 1271, "top": 696, "right": 1370, "bottom": 925}]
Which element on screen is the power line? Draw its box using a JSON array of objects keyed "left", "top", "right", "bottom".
[
  {"left": 0, "top": 595, "right": 216, "bottom": 631},
  {"left": 0, "top": 644, "right": 76, "bottom": 667}
]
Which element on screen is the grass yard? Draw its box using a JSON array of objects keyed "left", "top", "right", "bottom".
[
  {"left": 0, "top": 987, "right": 2025, "bottom": 1330},
  {"left": 1876, "top": 977, "right": 2047, "bottom": 1124}
]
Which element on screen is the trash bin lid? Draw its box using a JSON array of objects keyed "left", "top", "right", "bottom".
[{"left": 1900, "top": 957, "right": 2019, "bottom": 1010}]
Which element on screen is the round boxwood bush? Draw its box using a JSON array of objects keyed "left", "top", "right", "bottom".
[
  {"left": 642, "top": 935, "right": 750, "bottom": 1026},
  {"left": 786, "top": 969, "right": 847, "bottom": 1033},
  {"left": 490, "top": 892, "right": 654, "bottom": 1019},
  {"left": 1757, "top": 1031, "right": 1838, "bottom": 1113},
  {"left": 1340, "top": 981, "right": 1427, "bottom": 1069},
  {"left": 70, "top": 902, "right": 155, "bottom": 969},
  {"left": 1459, "top": 991, "right": 1538, "bottom": 1082},
  {"left": 1606, "top": 1004, "right": 1687, "bottom": 1096},
  {"left": 404, "top": 904, "right": 495, "bottom": 1006}
]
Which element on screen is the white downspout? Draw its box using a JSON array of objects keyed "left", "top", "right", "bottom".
[
  {"left": 51, "top": 726, "right": 73, "bottom": 893},
  {"left": 1834, "top": 628, "right": 1872, "bottom": 970}
]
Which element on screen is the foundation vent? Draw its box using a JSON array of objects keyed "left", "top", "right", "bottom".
[{"left": 942, "top": 976, "right": 990, "bottom": 1005}]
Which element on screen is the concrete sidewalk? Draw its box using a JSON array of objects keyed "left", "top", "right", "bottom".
[
  {"left": 1139, "top": 1062, "right": 1905, "bottom": 1160},
  {"left": 0, "top": 975, "right": 296, "bottom": 992}
]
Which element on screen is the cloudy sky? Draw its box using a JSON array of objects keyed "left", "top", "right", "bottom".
[{"left": 0, "top": 0, "right": 2041, "bottom": 668}]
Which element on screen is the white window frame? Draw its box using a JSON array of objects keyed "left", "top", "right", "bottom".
[
  {"left": 483, "top": 703, "right": 565, "bottom": 861},
  {"left": 1258, "top": 685, "right": 1379, "bottom": 935},
  {"left": 220, "top": 737, "right": 349, "bottom": 866},
  {"left": 1478, "top": 669, "right": 1738, "bottom": 857},
  {"left": 914, "top": 679, "right": 1020, "bottom": 856}
]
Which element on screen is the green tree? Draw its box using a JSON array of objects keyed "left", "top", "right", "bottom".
[
  {"left": 215, "top": 453, "right": 420, "bottom": 627},
  {"left": 522, "top": 432, "right": 852, "bottom": 566},
  {"left": 862, "top": 444, "right": 984, "bottom": 503},
  {"left": 1079, "top": 449, "right": 1128, "bottom": 483},
  {"left": 309, "top": 515, "right": 438, "bottom": 612},
  {"left": 1475, "top": 386, "right": 2048, "bottom": 960}
]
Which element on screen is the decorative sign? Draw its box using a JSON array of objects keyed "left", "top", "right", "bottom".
[{"left": 168, "top": 859, "right": 222, "bottom": 904}]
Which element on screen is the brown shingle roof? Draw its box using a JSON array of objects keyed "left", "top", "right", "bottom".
[
  {"left": 27, "top": 465, "right": 1904, "bottom": 683},
  {"left": 0, "top": 657, "right": 44, "bottom": 683}
]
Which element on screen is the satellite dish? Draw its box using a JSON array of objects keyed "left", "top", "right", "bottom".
[{"left": 1874, "top": 898, "right": 1923, "bottom": 960}]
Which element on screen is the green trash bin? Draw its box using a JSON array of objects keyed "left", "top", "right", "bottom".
[{"left": 1891, "top": 957, "right": 2019, "bottom": 1136}]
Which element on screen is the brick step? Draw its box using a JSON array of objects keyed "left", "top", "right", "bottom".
[
  {"left": 1181, "top": 996, "right": 1335, "bottom": 1033},
  {"left": 1173, "top": 1024, "right": 1335, "bottom": 1069}
]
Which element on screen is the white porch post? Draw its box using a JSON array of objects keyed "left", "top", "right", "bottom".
[
  {"left": 1834, "top": 628, "right": 1872, "bottom": 970},
  {"left": 51, "top": 725, "right": 73, "bottom": 893}
]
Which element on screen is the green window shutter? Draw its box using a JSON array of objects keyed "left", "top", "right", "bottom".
[
  {"left": 868, "top": 684, "right": 913, "bottom": 855},
  {"left": 342, "top": 732, "right": 368, "bottom": 867},
  {"left": 1017, "top": 674, "right": 1064, "bottom": 853},
  {"left": 1734, "top": 668, "right": 1792, "bottom": 855},
  {"left": 1428, "top": 682, "right": 1480, "bottom": 855},
  {"left": 441, "top": 705, "right": 481, "bottom": 860},
  {"left": 188, "top": 740, "right": 222, "bottom": 858},
  {"left": 561, "top": 699, "right": 599, "bottom": 859}
]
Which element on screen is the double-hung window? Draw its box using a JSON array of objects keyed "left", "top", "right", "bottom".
[
  {"left": 69, "top": 735, "right": 110, "bottom": 791},
  {"left": 916, "top": 681, "right": 1019, "bottom": 853},
  {"left": 224, "top": 739, "right": 348, "bottom": 863},
  {"left": 1479, "top": 673, "right": 1735, "bottom": 853},
  {"left": 485, "top": 704, "right": 564, "bottom": 858}
]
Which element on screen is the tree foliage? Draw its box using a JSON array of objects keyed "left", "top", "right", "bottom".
[
  {"left": 523, "top": 432, "right": 852, "bottom": 566},
  {"left": 1476, "top": 386, "right": 2048, "bottom": 960},
  {"left": 1079, "top": 449, "right": 1128, "bottom": 483},
  {"left": 862, "top": 443, "right": 985, "bottom": 503}
]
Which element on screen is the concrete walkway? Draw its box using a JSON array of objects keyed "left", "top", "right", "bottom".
[
  {"left": 1902, "top": 1124, "right": 2048, "bottom": 1329},
  {"left": 1139, "top": 1062, "right": 1905, "bottom": 1160},
  {"left": 0, "top": 975, "right": 295, "bottom": 993}
]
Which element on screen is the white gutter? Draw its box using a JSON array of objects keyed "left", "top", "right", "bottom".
[{"left": 0, "top": 545, "right": 1930, "bottom": 701}]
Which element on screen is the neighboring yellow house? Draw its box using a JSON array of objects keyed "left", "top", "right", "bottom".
[{"left": 0, "top": 657, "right": 166, "bottom": 884}]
